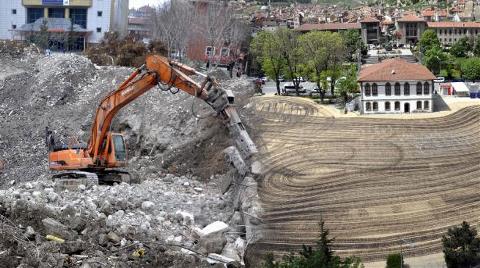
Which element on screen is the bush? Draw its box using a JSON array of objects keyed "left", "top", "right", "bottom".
[
  {"left": 386, "top": 253, "right": 403, "bottom": 268},
  {"left": 443, "top": 221, "right": 480, "bottom": 268}
]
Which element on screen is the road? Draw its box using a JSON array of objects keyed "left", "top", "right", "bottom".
[
  {"left": 246, "top": 96, "right": 480, "bottom": 265},
  {"left": 261, "top": 81, "right": 321, "bottom": 94}
]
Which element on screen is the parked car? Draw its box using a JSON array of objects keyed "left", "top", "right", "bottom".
[
  {"left": 283, "top": 84, "right": 305, "bottom": 95},
  {"left": 278, "top": 75, "right": 286, "bottom": 82},
  {"left": 260, "top": 76, "right": 268, "bottom": 84},
  {"left": 434, "top": 77, "right": 445, "bottom": 83}
]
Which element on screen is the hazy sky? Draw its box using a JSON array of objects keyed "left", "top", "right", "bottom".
[{"left": 129, "top": 0, "right": 166, "bottom": 8}]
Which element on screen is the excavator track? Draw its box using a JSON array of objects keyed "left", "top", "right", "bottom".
[{"left": 52, "top": 170, "right": 141, "bottom": 186}]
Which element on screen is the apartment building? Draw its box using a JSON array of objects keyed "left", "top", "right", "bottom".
[
  {"left": 427, "top": 21, "right": 480, "bottom": 46},
  {"left": 0, "top": 0, "right": 128, "bottom": 47}
]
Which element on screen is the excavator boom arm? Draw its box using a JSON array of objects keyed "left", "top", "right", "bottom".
[{"left": 87, "top": 55, "right": 229, "bottom": 162}]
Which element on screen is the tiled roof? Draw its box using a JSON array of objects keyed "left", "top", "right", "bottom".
[
  {"left": 397, "top": 14, "right": 426, "bottom": 22},
  {"left": 360, "top": 16, "right": 379, "bottom": 23},
  {"left": 421, "top": 8, "right": 448, "bottom": 17},
  {"left": 296, "top": 23, "right": 361, "bottom": 32},
  {"left": 358, "top": 58, "right": 436, "bottom": 82},
  {"left": 427, "top": 21, "right": 480, "bottom": 28}
]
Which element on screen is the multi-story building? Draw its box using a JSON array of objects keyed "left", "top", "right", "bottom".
[
  {"left": 358, "top": 58, "right": 436, "bottom": 114},
  {"left": 395, "top": 14, "right": 427, "bottom": 45},
  {"left": 427, "top": 21, "right": 480, "bottom": 46},
  {"left": 0, "top": 0, "right": 128, "bottom": 48},
  {"left": 360, "top": 17, "right": 381, "bottom": 44}
]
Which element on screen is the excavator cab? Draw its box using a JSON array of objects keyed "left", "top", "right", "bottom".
[{"left": 102, "top": 132, "right": 127, "bottom": 167}]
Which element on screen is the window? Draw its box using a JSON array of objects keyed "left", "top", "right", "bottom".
[
  {"left": 404, "top": 82, "right": 410, "bottom": 95},
  {"left": 424, "top": 82, "right": 430, "bottom": 94},
  {"left": 406, "top": 23, "right": 417, "bottom": 37},
  {"left": 70, "top": 8, "right": 87, "bottom": 29},
  {"left": 97, "top": 11, "right": 103, "bottom": 17},
  {"left": 365, "top": 83, "right": 371, "bottom": 96},
  {"left": 417, "top": 101, "right": 422, "bottom": 110},
  {"left": 12, "top": 24, "right": 16, "bottom": 29},
  {"left": 385, "top": 102, "right": 391, "bottom": 111},
  {"left": 416, "top": 82, "right": 422, "bottom": 95},
  {"left": 205, "top": 46, "right": 215, "bottom": 56},
  {"left": 394, "top": 82, "right": 401, "bottom": 95},
  {"left": 372, "top": 83, "right": 378, "bottom": 96},
  {"left": 27, "top": 8, "right": 44, "bottom": 23},
  {"left": 96, "top": 27, "right": 102, "bottom": 33},
  {"left": 395, "top": 101, "right": 400, "bottom": 111},
  {"left": 449, "top": 29, "right": 452, "bottom": 35},
  {"left": 12, "top": 9, "right": 17, "bottom": 15},
  {"left": 366, "top": 102, "right": 371, "bottom": 111},
  {"left": 385, "top": 82, "right": 391, "bottom": 96},
  {"left": 220, "top": 47, "right": 229, "bottom": 57},
  {"left": 424, "top": 100, "right": 429, "bottom": 109},
  {"left": 48, "top": 8, "right": 65, "bottom": 18},
  {"left": 373, "top": 102, "right": 378, "bottom": 111}
]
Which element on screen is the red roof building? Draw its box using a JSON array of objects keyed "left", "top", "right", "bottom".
[
  {"left": 358, "top": 58, "right": 435, "bottom": 114},
  {"left": 295, "top": 22, "right": 361, "bottom": 32}
]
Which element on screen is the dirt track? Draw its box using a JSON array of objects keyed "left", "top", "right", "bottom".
[{"left": 247, "top": 96, "right": 480, "bottom": 263}]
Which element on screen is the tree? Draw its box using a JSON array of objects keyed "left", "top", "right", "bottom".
[
  {"left": 36, "top": 19, "right": 49, "bottom": 50},
  {"left": 277, "top": 28, "right": 304, "bottom": 96},
  {"left": 423, "top": 46, "right": 448, "bottom": 75},
  {"left": 418, "top": 29, "right": 440, "bottom": 54},
  {"left": 250, "top": 30, "right": 285, "bottom": 95},
  {"left": 335, "top": 66, "right": 358, "bottom": 105},
  {"left": 386, "top": 253, "right": 404, "bottom": 268},
  {"left": 450, "top": 37, "right": 472, "bottom": 58},
  {"left": 442, "top": 221, "right": 480, "bottom": 268},
  {"left": 341, "top": 29, "right": 364, "bottom": 62},
  {"left": 473, "top": 37, "right": 480, "bottom": 57},
  {"left": 299, "top": 31, "right": 345, "bottom": 101},
  {"left": 460, "top": 58, "right": 480, "bottom": 81},
  {"left": 261, "top": 220, "right": 363, "bottom": 268},
  {"left": 151, "top": 0, "right": 192, "bottom": 59}
]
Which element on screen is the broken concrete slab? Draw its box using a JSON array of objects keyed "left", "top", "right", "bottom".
[
  {"left": 224, "top": 146, "right": 248, "bottom": 176},
  {"left": 42, "top": 217, "right": 76, "bottom": 241}
]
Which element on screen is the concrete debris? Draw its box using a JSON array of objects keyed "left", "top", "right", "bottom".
[
  {"left": 0, "top": 51, "right": 260, "bottom": 267},
  {"left": 42, "top": 217, "right": 76, "bottom": 241},
  {"left": 175, "top": 210, "right": 195, "bottom": 226}
]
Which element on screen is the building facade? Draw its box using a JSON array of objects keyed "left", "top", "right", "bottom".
[
  {"left": 427, "top": 22, "right": 480, "bottom": 46},
  {"left": 0, "top": 0, "right": 128, "bottom": 44},
  {"left": 360, "top": 17, "right": 381, "bottom": 44},
  {"left": 395, "top": 14, "right": 427, "bottom": 45},
  {"left": 358, "top": 58, "right": 436, "bottom": 114}
]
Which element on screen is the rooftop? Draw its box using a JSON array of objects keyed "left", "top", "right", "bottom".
[
  {"left": 358, "top": 58, "right": 436, "bottom": 82},
  {"left": 397, "top": 14, "right": 426, "bottom": 22},
  {"left": 427, "top": 21, "right": 480, "bottom": 28},
  {"left": 296, "top": 22, "right": 361, "bottom": 32},
  {"left": 360, "top": 16, "right": 380, "bottom": 23}
]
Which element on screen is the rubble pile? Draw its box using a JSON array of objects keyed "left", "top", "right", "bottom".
[
  {"left": 0, "top": 174, "right": 251, "bottom": 266},
  {"left": 0, "top": 51, "right": 261, "bottom": 267},
  {"left": 0, "top": 52, "right": 252, "bottom": 184}
]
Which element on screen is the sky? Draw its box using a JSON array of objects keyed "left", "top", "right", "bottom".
[{"left": 129, "top": 0, "right": 166, "bottom": 8}]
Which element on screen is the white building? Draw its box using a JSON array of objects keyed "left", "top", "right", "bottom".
[
  {"left": 0, "top": 0, "right": 128, "bottom": 46},
  {"left": 358, "top": 58, "right": 436, "bottom": 114}
]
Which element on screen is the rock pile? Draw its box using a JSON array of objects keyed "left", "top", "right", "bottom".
[{"left": 0, "top": 174, "right": 248, "bottom": 267}]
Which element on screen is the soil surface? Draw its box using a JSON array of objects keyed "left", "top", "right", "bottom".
[{"left": 246, "top": 95, "right": 480, "bottom": 264}]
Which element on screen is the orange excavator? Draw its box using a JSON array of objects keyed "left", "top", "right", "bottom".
[{"left": 46, "top": 55, "right": 256, "bottom": 183}]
